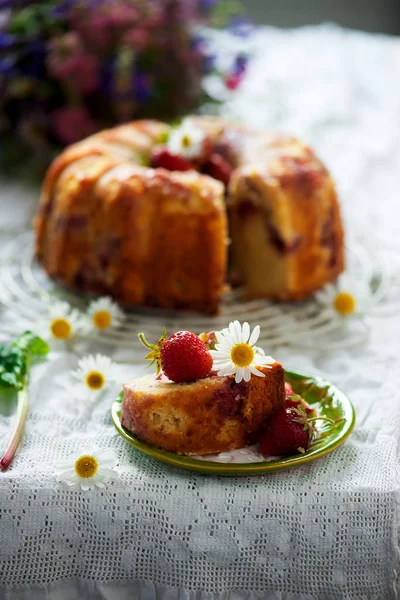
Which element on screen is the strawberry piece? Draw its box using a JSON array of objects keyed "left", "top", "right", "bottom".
[
  {"left": 285, "top": 396, "right": 315, "bottom": 416},
  {"left": 151, "top": 147, "right": 193, "bottom": 171},
  {"left": 259, "top": 402, "right": 315, "bottom": 456},
  {"left": 161, "top": 331, "right": 213, "bottom": 383},
  {"left": 285, "top": 396, "right": 303, "bottom": 409},
  {"left": 285, "top": 385, "right": 316, "bottom": 416},
  {"left": 284, "top": 382, "right": 294, "bottom": 395},
  {"left": 203, "top": 152, "right": 233, "bottom": 186},
  {"left": 198, "top": 330, "right": 217, "bottom": 350}
]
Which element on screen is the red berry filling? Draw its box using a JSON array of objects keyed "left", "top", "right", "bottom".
[
  {"left": 214, "top": 380, "right": 247, "bottom": 416},
  {"left": 321, "top": 209, "right": 339, "bottom": 268},
  {"left": 235, "top": 200, "right": 258, "bottom": 220},
  {"left": 202, "top": 152, "right": 233, "bottom": 186},
  {"left": 279, "top": 156, "right": 325, "bottom": 195},
  {"left": 268, "top": 225, "right": 302, "bottom": 254}
]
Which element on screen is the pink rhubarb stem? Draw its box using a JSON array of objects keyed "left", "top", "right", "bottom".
[{"left": 0, "top": 387, "right": 29, "bottom": 472}]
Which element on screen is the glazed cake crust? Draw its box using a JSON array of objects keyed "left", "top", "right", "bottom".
[
  {"left": 35, "top": 121, "right": 227, "bottom": 314},
  {"left": 121, "top": 363, "right": 285, "bottom": 455}
]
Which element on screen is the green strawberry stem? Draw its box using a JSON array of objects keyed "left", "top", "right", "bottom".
[
  {"left": 138, "top": 328, "right": 167, "bottom": 374},
  {"left": 0, "top": 375, "right": 29, "bottom": 472},
  {"left": 137, "top": 332, "right": 157, "bottom": 351}
]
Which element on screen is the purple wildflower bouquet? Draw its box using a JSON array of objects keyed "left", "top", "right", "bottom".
[{"left": 0, "top": 0, "right": 249, "bottom": 174}]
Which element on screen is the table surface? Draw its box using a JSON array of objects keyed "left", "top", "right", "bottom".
[{"left": 1, "top": 24, "right": 400, "bottom": 600}]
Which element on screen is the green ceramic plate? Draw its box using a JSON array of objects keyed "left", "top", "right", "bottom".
[{"left": 111, "top": 370, "right": 355, "bottom": 476}]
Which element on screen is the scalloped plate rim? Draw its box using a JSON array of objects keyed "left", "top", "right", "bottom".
[{"left": 111, "top": 370, "right": 356, "bottom": 476}]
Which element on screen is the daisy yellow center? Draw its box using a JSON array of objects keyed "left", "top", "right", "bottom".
[
  {"left": 50, "top": 318, "right": 72, "bottom": 340},
  {"left": 93, "top": 310, "right": 112, "bottom": 330},
  {"left": 181, "top": 134, "right": 192, "bottom": 148},
  {"left": 334, "top": 292, "right": 356, "bottom": 315},
  {"left": 85, "top": 370, "right": 105, "bottom": 391},
  {"left": 74, "top": 455, "right": 98, "bottom": 479},
  {"left": 230, "top": 343, "right": 255, "bottom": 367}
]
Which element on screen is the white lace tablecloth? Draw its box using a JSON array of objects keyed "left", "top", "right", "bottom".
[{"left": 1, "top": 24, "right": 400, "bottom": 600}]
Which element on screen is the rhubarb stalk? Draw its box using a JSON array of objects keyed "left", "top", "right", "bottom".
[{"left": 0, "top": 386, "right": 29, "bottom": 471}]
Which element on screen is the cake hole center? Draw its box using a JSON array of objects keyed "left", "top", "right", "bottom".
[{"left": 230, "top": 343, "right": 255, "bottom": 367}]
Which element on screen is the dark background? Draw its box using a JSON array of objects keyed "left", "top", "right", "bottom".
[{"left": 242, "top": 0, "right": 400, "bottom": 34}]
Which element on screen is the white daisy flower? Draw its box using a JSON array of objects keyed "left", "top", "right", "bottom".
[
  {"left": 80, "top": 296, "right": 124, "bottom": 335},
  {"left": 71, "top": 354, "right": 119, "bottom": 402},
  {"left": 210, "top": 320, "right": 276, "bottom": 383},
  {"left": 167, "top": 119, "right": 205, "bottom": 159},
  {"left": 56, "top": 448, "right": 119, "bottom": 491},
  {"left": 315, "top": 274, "right": 371, "bottom": 317},
  {"left": 37, "top": 301, "right": 81, "bottom": 343}
]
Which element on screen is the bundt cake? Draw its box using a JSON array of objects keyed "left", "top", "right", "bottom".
[
  {"left": 121, "top": 362, "right": 285, "bottom": 455},
  {"left": 34, "top": 116, "right": 344, "bottom": 313}
]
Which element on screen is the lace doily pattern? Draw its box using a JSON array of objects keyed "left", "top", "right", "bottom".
[{"left": 0, "top": 336, "right": 399, "bottom": 598}]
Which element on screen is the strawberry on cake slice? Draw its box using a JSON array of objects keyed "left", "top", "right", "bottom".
[{"left": 121, "top": 321, "right": 285, "bottom": 455}]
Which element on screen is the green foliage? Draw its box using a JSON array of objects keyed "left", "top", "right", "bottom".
[
  {"left": 0, "top": 331, "right": 49, "bottom": 390},
  {"left": 9, "top": 2, "right": 61, "bottom": 36},
  {"left": 209, "top": 0, "right": 244, "bottom": 27}
]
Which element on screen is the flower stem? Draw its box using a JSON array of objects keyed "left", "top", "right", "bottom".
[{"left": 0, "top": 385, "right": 29, "bottom": 472}]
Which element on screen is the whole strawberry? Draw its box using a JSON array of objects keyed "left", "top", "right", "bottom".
[
  {"left": 138, "top": 328, "right": 213, "bottom": 383},
  {"left": 259, "top": 400, "right": 316, "bottom": 456}
]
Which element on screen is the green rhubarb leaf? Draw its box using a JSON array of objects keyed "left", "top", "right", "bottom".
[
  {"left": 0, "top": 346, "right": 25, "bottom": 390},
  {"left": 14, "top": 331, "right": 49, "bottom": 358},
  {"left": 0, "top": 331, "right": 49, "bottom": 391}
]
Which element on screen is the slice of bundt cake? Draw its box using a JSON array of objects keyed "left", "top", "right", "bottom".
[
  {"left": 121, "top": 363, "right": 285, "bottom": 455},
  {"left": 121, "top": 321, "right": 285, "bottom": 455}
]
